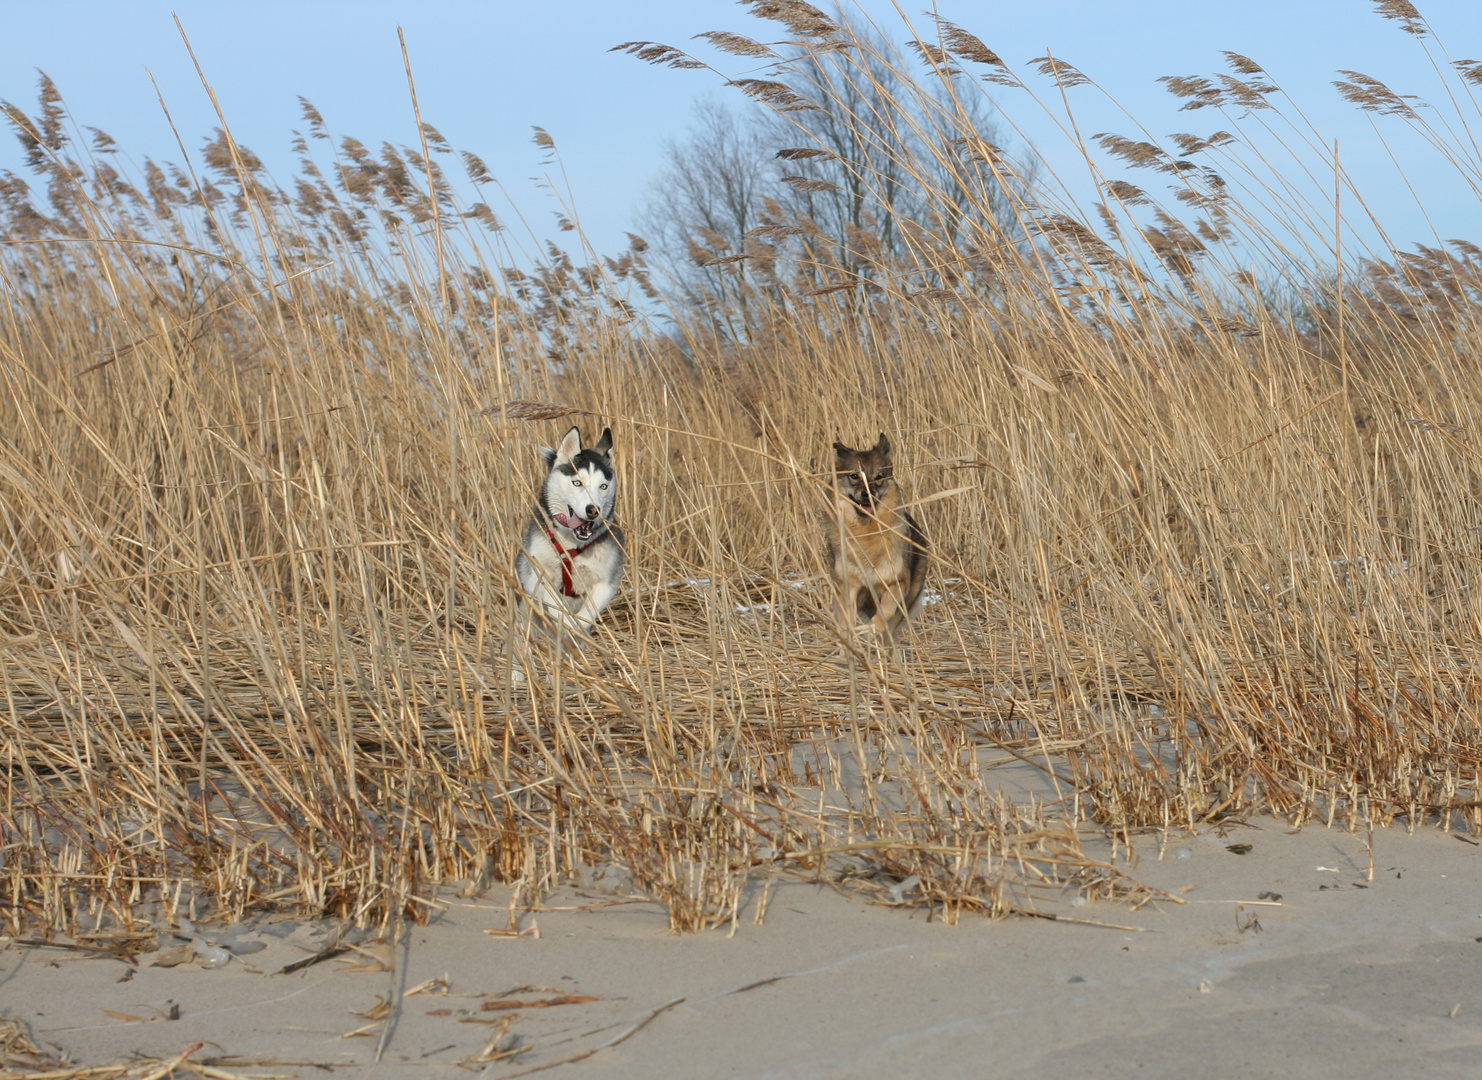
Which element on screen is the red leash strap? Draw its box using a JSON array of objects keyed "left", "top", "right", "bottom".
[{"left": 546, "top": 528, "right": 595, "bottom": 598}]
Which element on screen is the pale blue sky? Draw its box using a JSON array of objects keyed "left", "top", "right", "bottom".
[{"left": 1, "top": 1, "right": 1479, "bottom": 261}]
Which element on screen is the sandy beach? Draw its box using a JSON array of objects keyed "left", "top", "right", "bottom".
[{"left": 5, "top": 819, "right": 1481, "bottom": 1080}]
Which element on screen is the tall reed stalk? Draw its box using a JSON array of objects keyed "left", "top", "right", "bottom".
[{"left": 2, "top": 2, "right": 1480, "bottom": 934}]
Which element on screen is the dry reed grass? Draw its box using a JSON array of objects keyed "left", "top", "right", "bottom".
[{"left": 3, "top": 6, "right": 1482, "bottom": 941}]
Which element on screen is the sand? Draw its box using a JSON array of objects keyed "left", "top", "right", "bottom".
[{"left": 4, "top": 819, "right": 1482, "bottom": 1080}]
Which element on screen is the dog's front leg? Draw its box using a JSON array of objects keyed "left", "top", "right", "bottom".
[
  {"left": 872, "top": 584, "right": 903, "bottom": 645},
  {"left": 834, "top": 586, "right": 854, "bottom": 633},
  {"left": 574, "top": 577, "right": 619, "bottom": 635},
  {"left": 833, "top": 552, "right": 859, "bottom": 633},
  {"left": 524, "top": 578, "right": 584, "bottom": 638}
]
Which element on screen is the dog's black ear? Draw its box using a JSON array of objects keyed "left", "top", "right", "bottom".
[
  {"left": 832, "top": 440, "right": 852, "bottom": 458},
  {"left": 593, "top": 427, "right": 613, "bottom": 456},
  {"left": 540, "top": 445, "right": 558, "bottom": 467},
  {"left": 875, "top": 432, "right": 891, "bottom": 455}
]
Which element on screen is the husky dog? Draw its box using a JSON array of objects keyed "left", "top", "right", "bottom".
[
  {"left": 515, "top": 426, "right": 625, "bottom": 636},
  {"left": 826, "top": 433, "right": 927, "bottom": 643}
]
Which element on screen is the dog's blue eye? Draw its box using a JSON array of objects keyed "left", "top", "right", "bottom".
[
  {"left": 600, "top": 483, "right": 608, "bottom": 490},
  {"left": 572, "top": 479, "right": 582, "bottom": 487}
]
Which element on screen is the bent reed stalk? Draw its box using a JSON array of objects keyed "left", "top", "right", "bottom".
[{"left": 3, "top": 4, "right": 1482, "bottom": 935}]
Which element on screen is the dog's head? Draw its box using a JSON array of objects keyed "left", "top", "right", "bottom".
[
  {"left": 832, "top": 433, "right": 894, "bottom": 516},
  {"left": 540, "top": 426, "right": 616, "bottom": 542}
]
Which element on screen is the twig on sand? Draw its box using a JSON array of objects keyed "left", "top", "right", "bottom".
[
  {"left": 1011, "top": 908, "right": 1152, "bottom": 932},
  {"left": 11, "top": 1042, "right": 206, "bottom": 1080},
  {"left": 9, "top": 938, "right": 137, "bottom": 965},
  {"left": 1187, "top": 899, "right": 1285, "bottom": 907},
  {"left": 697, "top": 944, "right": 908, "bottom": 1003},
  {"left": 495, "top": 997, "right": 685, "bottom": 1079},
  {"left": 135, "top": 1043, "right": 205, "bottom": 1080},
  {"left": 373, "top": 911, "right": 411, "bottom": 1063},
  {"left": 275, "top": 928, "right": 350, "bottom": 976}
]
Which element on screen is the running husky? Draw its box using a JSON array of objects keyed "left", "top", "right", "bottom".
[
  {"left": 827, "top": 433, "right": 927, "bottom": 643},
  {"left": 515, "top": 426, "right": 625, "bottom": 636}
]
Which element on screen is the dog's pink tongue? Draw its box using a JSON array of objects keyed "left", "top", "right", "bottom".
[{"left": 554, "top": 511, "right": 583, "bottom": 530}]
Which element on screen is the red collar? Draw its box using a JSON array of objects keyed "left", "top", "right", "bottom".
[{"left": 546, "top": 527, "right": 601, "bottom": 597}]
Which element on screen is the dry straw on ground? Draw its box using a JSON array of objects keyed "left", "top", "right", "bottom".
[{"left": 2, "top": 4, "right": 1482, "bottom": 943}]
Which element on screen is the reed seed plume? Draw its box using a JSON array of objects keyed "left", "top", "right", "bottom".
[
  {"left": 931, "top": 19, "right": 1006, "bottom": 70},
  {"left": 489, "top": 400, "right": 585, "bottom": 422},
  {"left": 693, "top": 31, "right": 778, "bottom": 60},
  {"left": 1373, "top": 0, "right": 1428, "bottom": 37},
  {"left": 743, "top": 1, "right": 839, "bottom": 39},
  {"left": 2, "top": 5, "right": 1482, "bottom": 941}
]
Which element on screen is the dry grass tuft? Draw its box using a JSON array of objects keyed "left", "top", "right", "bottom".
[{"left": 2, "top": 10, "right": 1482, "bottom": 943}]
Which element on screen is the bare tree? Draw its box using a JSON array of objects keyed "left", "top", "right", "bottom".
[
  {"left": 637, "top": 98, "right": 778, "bottom": 329},
  {"left": 636, "top": 14, "right": 1032, "bottom": 329}
]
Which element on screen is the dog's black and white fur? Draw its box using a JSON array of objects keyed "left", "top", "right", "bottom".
[{"left": 515, "top": 425, "right": 624, "bottom": 636}]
